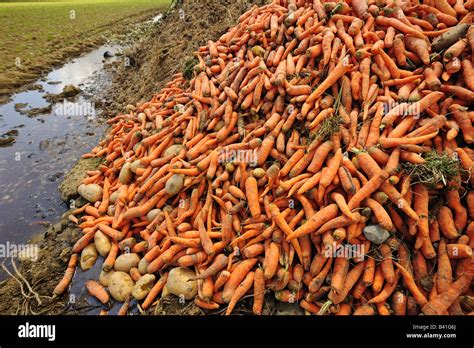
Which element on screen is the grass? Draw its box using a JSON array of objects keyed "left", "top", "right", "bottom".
[
  {"left": 0, "top": 0, "right": 171, "bottom": 100},
  {"left": 399, "top": 151, "right": 464, "bottom": 188},
  {"left": 312, "top": 82, "right": 344, "bottom": 141}
]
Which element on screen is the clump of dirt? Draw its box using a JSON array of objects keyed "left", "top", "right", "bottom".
[
  {"left": 44, "top": 84, "right": 82, "bottom": 104},
  {"left": 104, "top": 0, "right": 267, "bottom": 116},
  {"left": 0, "top": 213, "right": 84, "bottom": 315},
  {"left": 153, "top": 295, "right": 203, "bottom": 315},
  {"left": 59, "top": 157, "right": 104, "bottom": 202},
  {"left": 0, "top": 129, "right": 18, "bottom": 147}
]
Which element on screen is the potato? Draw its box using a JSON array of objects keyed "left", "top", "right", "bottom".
[
  {"left": 94, "top": 231, "right": 111, "bottom": 257},
  {"left": 146, "top": 208, "right": 162, "bottom": 222},
  {"left": 132, "top": 274, "right": 156, "bottom": 300},
  {"left": 138, "top": 257, "right": 149, "bottom": 274},
  {"left": 163, "top": 144, "right": 185, "bottom": 157},
  {"left": 161, "top": 285, "right": 170, "bottom": 298},
  {"left": 107, "top": 205, "right": 115, "bottom": 216},
  {"left": 119, "top": 162, "right": 133, "bottom": 184},
  {"left": 252, "top": 168, "right": 266, "bottom": 178},
  {"left": 109, "top": 191, "right": 119, "bottom": 204},
  {"left": 130, "top": 159, "right": 145, "bottom": 174},
  {"left": 166, "top": 267, "right": 197, "bottom": 300},
  {"left": 114, "top": 253, "right": 140, "bottom": 272},
  {"left": 77, "top": 184, "right": 102, "bottom": 203},
  {"left": 108, "top": 271, "right": 134, "bottom": 302},
  {"left": 165, "top": 174, "right": 184, "bottom": 196},
  {"left": 99, "top": 269, "right": 115, "bottom": 287},
  {"left": 80, "top": 244, "right": 98, "bottom": 270}
]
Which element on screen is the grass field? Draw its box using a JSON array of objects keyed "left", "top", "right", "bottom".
[{"left": 0, "top": 0, "right": 171, "bottom": 101}]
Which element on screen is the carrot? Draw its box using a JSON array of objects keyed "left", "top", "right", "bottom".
[
  {"left": 189, "top": 254, "right": 228, "bottom": 280},
  {"left": 309, "top": 256, "right": 333, "bottom": 293},
  {"left": 222, "top": 258, "right": 257, "bottom": 302},
  {"left": 329, "top": 261, "right": 366, "bottom": 304},
  {"left": 302, "top": 58, "right": 352, "bottom": 116},
  {"left": 331, "top": 257, "right": 350, "bottom": 294},
  {"left": 142, "top": 273, "right": 168, "bottom": 310},
  {"left": 380, "top": 244, "right": 396, "bottom": 285},
  {"left": 52, "top": 254, "right": 78, "bottom": 296},
  {"left": 214, "top": 270, "right": 230, "bottom": 292},
  {"left": 307, "top": 141, "right": 333, "bottom": 173},
  {"left": 287, "top": 204, "right": 339, "bottom": 240},
  {"left": 422, "top": 275, "right": 472, "bottom": 315},
  {"left": 405, "top": 35, "right": 430, "bottom": 65},
  {"left": 437, "top": 206, "right": 459, "bottom": 239},
  {"left": 348, "top": 171, "right": 389, "bottom": 210},
  {"left": 102, "top": 242, "right": 119, "bottom": 272},
  {"left": 320, "top": 148, "right": 343, "bottom": 188},
  {"left": 447, "top": 244, "right": 473, "bottom": 259},
  {"left": 86, "top": 280, "right": 109, "bottom": 304},
  {"left": 364, "top": 198, "right": 394, "bottom": 232},
  {"left": 450, "top": 104, "right": 474, "bottom": 144},
  {"left": 269, "top": 204, "right": 303, "bottom": 262},
  {"left": 245, "top": 176, "right": 261, "bottom": 218},
  {"left": 253, "top": 268, "right": 265, "bottom": 315},
  {"left": 394, "top": 262, "right": 428, "bottom": 307},
  {"left": 225, "top": 271, "right": 254, "bottom": 315}
]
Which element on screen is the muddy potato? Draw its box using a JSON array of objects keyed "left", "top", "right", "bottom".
[
  {"left": 161, "top": 284, "right": 170, "bottom": 298},
  {"left": 107, "top": 205, "right": 115, "bottom": 216},
  {"left": 130, "top": 159, "right": 145, "bottom": 174},
  {"left": 109, "top": 191, "right": 119, "bottom": 204},
  {"left": 94, "top": 230, "right": 111, "bottom": 257},
  {"left": 132, "top": 274, "right": 156, "bottom": 300},
  {"left": 163, "top": 144, "right": 185, "bottom": 157},
  {"left": 77, "top": 184, "right": 102, "bottom": 203},
  {"left": 99, "top": 269, "right": 115, "bottom": 287},
  {"left": 114, "top": 253, "right": 140, "bottom": 272},
  {"left": 146, "top": 208, "right": 162, "bottom": 222},
  {"left": 138, "top": 257, "right": 149, "bottom": 274},
  {"left": 119, "top": 162, "right": 133, "bottom": 184},
  {"left": 166, "top": 267, "right": 197, "bottom": 300},
  {"left": 252, "top": 168, "right": 266, "bottom": 178},
  {"left": 80, "top": 244, "right": 98, "bottom": 270},
  {"left": 108, "top": 271, "right": 134, "bottom": 302},
  {"left": 165, "top": 174, "right": 184, "bottom": 196}
]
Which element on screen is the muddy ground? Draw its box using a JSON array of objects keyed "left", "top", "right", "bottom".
[
  {"left": 0, "top": 9, "right": 163, "bottom": 105},
  {"left": 0, "top": 0, "right": 287, "bottom": 316}
]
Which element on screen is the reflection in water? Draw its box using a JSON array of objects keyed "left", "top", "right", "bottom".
[{"left": 0, "top": 45, "right": 122, "bottom": 249}]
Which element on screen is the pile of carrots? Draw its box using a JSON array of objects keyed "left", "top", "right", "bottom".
[{"left": 54, "top": 0, "right": 474, "bottom": 315}]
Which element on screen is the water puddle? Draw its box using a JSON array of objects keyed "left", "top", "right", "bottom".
[{"left": 0, "top": 44, "right": 123, "bottom": 249}]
